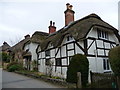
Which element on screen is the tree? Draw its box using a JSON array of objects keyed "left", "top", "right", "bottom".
[
  {"left": 109, "top": 46, "right": 120, "bottom": 89},
  {"left": 0, "top": 52, "right": 11, "bottom": 63},
  {"left": 109, "top": 46, "right": 120, "bottom": 76},
  {"left": 66, "top": 54, "right": 89, "bottom": 87}
]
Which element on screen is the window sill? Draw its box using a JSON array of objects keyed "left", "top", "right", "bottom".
[{"left": 103, "top": 70, "right": 112, "bottom": 73}]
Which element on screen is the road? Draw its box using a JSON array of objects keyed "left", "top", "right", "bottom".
[{"left": 2, "top": 70, "right": 64, "bottom": 88}]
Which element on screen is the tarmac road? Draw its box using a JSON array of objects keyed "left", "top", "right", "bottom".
[{"left": 2, "top": 70, "right": 64, "bottom": 88}]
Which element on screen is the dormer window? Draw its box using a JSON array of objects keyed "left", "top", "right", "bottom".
[
  {"left": 98, "top": 29, "right": 108, "bottom": 40},
  {"left": 67, "top": 36, "right": 73, "bottom": 41}
]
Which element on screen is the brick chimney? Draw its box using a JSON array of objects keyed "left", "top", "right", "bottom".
[
  {"left": 64, "top": 3, "right": 75, "bottom": 26},
  {"left": 24, "top": 34, "right": 30, "bottom": 39},
  {"left": 48, "top": 21, "right": 56, "bottom": 34}
]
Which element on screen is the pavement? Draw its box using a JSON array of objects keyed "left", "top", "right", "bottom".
[{"left": 2, "top": 70, "right": 64, "bottom": 88}]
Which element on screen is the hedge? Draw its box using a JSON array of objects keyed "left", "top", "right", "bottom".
[{"left": 66, "top": 54, "right": 89, "bottom": 87}]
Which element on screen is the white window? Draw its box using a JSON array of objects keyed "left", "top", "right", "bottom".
[
  {"left": 103, "top": 59, "right": 110, "bottom": 71},
  {"left": 98, "top": 29, "right": 108, "bottom": 39}
]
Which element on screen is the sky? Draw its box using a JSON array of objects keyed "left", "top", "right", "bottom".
[{"left": 0, "top": 0, "right": 119, "bottom": 46}]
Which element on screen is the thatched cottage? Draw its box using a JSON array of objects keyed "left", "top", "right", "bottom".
[
  {"left": 35, "top": 3, "right": 120, "bottom": 81},
  {"left": 0, "top": 42, "right": 11, "bottom": 54},
  {"left": 11, "top": 35, "right": 30, "bottom": 62},
  {"left": 22, "top": 31, "right": 48, "bottom": 70}
]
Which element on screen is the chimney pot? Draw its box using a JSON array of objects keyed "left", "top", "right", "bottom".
[
  {"left": 64, "top": 3, "right": 75, "bottom": 26},
  {"left": 50, "top": 21, "right": 52, "bottom": 26},
  {"left": 49, "top": 21, "right": 56, "bottom": 34},
  {"left": 66, "top": 3, "right": 70, "bottom": 9},
  {"left": 69, "top": 5, "right": 73, "bottom": 10},
  {"left": 53, "top": 22, "right": 55, "bottom": 26}
]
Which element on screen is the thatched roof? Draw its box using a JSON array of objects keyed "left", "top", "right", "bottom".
[
  {"left": 11, "top": 38, "right": 30, "bottom": 53},
  {"left": 31, "top": 31, "right": 49, "bottom": 44},
  {"left": 0, "top": 42, "right": 11, "bottom": 52},
  {"left": 22, "top": 31, "right": 49, "bottom": 50},
  {"left": 40, "top": 13, "right": 119, "bottom": 51}
]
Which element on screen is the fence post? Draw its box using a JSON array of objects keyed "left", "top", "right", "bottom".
[
  {"left": 77, "top": 72, "right": 82, "bottom": 88},
  {"left": 90, "top": 71, "right": 93, "bottom": 83}
]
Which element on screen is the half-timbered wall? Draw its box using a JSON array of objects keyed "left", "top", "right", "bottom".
[{"left": 37, "top": 27, "right": 119, "bottom": 79}]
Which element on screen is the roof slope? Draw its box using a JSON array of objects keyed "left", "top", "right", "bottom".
[
  {"left": 40, "top": 13, "right": 119, "bottom": 51},
  {"left": 22, "top": 31, "right": 49, "bottom": 50},
  {"left": 31, "top": 31, "right": 49, "bottom": 44},
  {"left": 0, "top": 42, "right": 11, "bottom": 51},
  {"left": 11, "top": 38, "right": 30, "bottom": 52}
]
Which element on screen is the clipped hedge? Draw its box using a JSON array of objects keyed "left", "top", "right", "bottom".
[
  {"left": 66, "top": 54, "right": 89, "bottom": 87},
  {"left": 109, "top": 46, "right": 120, "bottom": 76}
]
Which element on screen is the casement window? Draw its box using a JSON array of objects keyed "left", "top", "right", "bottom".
[
  {"left": 45, "top": 50, "right": 50, "bottom": 57},
  {"left": 56, "top": 58, "right": 62, "bottom": 66},
  {"left": 98, "top": 29, "right": 108, "bottom": 39},
  {"left": 103, "top": 59, "right": 110, "bottom": 71},
  {"left": 45, "top": 59, "right": 50, "bottom": 65},
  {"left": 67, "top": 36, "right": 73, "bottom": 41}
]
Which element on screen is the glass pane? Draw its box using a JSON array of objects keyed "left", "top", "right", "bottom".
[
  {"left": 107, "top": 59, "right": 110, "bottom": 70},
  {"left": 103, "top": 59, "right": 106, "bottom": 70}
]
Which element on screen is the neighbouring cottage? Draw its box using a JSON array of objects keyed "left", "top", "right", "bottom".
[
  {"left": 0, "top": 42, "right": 11, "bottom": 64},
  {"left": 23, "top": 31, "right": 48, "bottom": 70},
  {"left": 0, "top": 42, "right": 11, "bottom": 54},
  {"left": 11, "top": 35, "right": 30, "bottom": 63},
  {"left": 36, "top": 3, "right": 120, "bottom": 81}
]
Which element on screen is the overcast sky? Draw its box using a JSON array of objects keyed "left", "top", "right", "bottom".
[{"left": 0, "top": 0, "right": 119, "bottom": 46}]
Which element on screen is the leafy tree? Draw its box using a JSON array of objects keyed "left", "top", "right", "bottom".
[
  {"left": 66, "top": 54, "right": 89, "bottom": 87},
  {"left": 0, "top": 52, "right": 11, "bottom": 63},
  {"left": 109, "top": 46, "right": 120, "bottom": 76}
]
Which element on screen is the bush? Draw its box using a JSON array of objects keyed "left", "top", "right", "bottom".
[
  {"left": 66, "top": 54, "right": 89, "bottom": 87},
  {"left": 0, "top": 52, "right": 11, "bottom": 63},
  {"left": 7, "top": 62, "right": 18, "bottom": 69},
  {"left": 7, "top": 62, "right": 23, "bottom": 72},
  {"left": 109, "top": 46, "right": 120, "bottom": 76}
]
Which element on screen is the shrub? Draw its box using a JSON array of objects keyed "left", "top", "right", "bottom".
[
  {"left": 109, "top": 46, "right": 120, "bottom": 76},
  {"left": 7, "top": 62, "right": 23, "bottom": 72},
  {"left": 7, "top": 62, "right": 18, "bottom": 69},
  {"left": 66, "top": 54, "right": 89, "bottom": 87}
]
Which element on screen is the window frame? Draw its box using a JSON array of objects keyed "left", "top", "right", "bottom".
[
  {"left": 103, "top": 58, "right": 111, "bottom": 72},
  {"left": 45, "top": 50, "right": 50, "bottom": 57},
  {"left": 55, "top": 58, "right": 62, "bottom": 66},
  {"left": 97, "top": 29, "right": 109, "bottom": 40}
]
